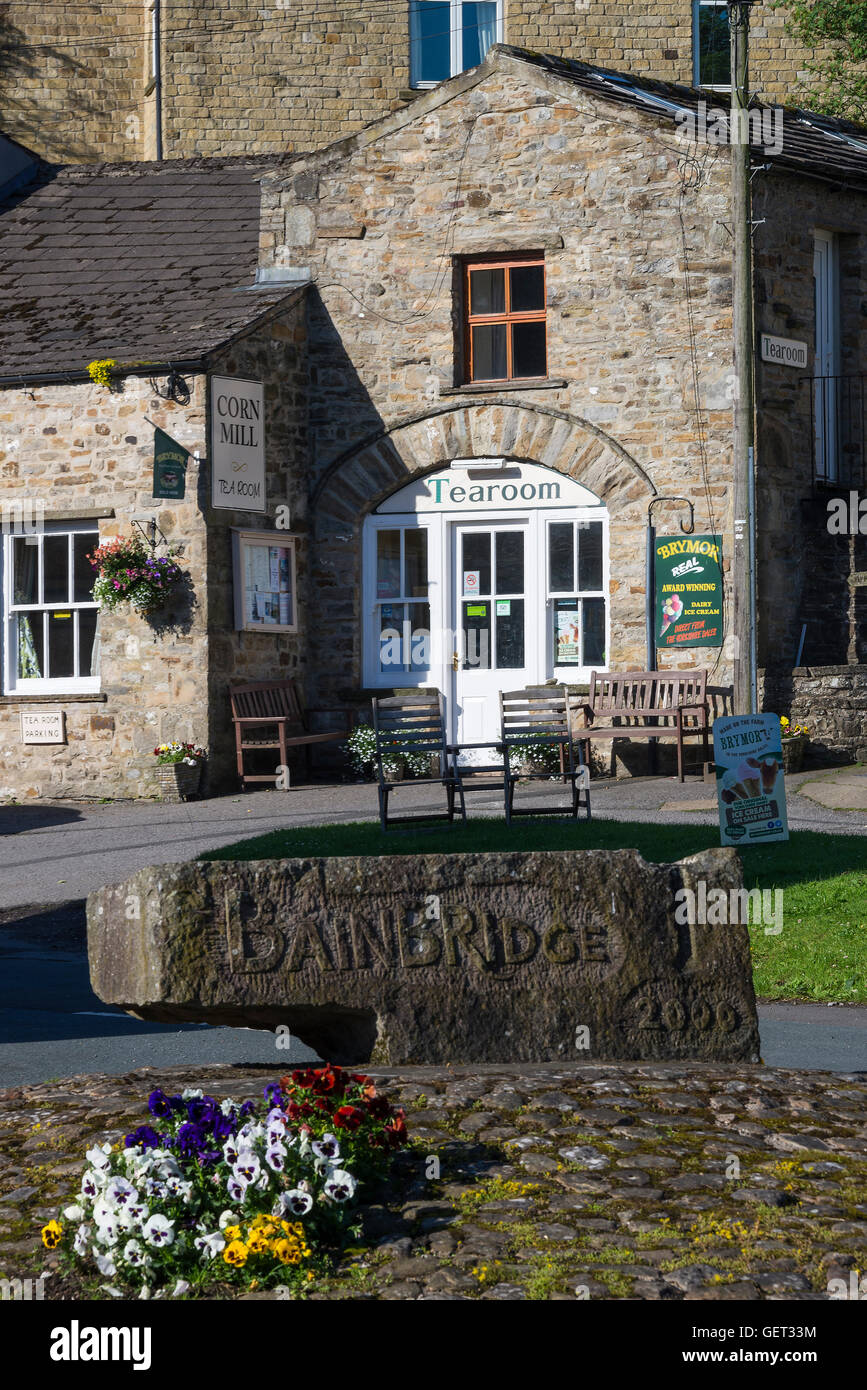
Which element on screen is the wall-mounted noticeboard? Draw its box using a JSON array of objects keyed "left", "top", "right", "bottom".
[{"left": 231, "top": 530, "right": 297, "bottom": 633}]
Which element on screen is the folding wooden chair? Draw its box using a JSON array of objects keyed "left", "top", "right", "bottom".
[{"left": 500, "top": 686, "right": 591, "bottom": 824}]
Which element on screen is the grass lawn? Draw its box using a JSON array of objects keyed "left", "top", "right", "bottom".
[{"left": 202, "top": 819, "right": 867, "bottom": 1005}]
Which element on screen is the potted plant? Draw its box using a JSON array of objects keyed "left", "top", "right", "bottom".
[
  {"left": 153, "top": 741, "right": 206, "bottom": 800},
  {"left": 345, "top": 724, "right": 436, "bottom": 781},
  {"left": 89, "top": 535, "right": 185, "bottom": 617},
  {"left": 780, "top": 716, "right": 810, "bottom": 773}
]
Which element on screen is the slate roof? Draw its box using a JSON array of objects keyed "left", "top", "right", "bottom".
[
  {"left": 0, "top": 154, "right": 303, "bottom": 379},
  {"left": 499, "top": 47, "right": 867, "bottom": 188},
  {"left": 4, "top": 47, "right": 867, "bottom": 381}
]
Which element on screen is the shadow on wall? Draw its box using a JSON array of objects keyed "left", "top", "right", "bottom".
[{"left": 0, "top": 13, "right": 108, "bottom": 163}]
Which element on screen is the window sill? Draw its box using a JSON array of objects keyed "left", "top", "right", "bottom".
[
  {"left": 0, "top": 693, "right": 107, "bottom": 704},
  {"left": 442, "top": 378, "right": 567, "bottom": 396}
]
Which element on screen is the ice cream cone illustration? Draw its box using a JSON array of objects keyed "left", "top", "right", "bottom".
[
  {"left": 738, "top": 758, "right": 762, "bottom": 798},
  {"left": 760, "top": 757, "right": 779, "bottom": 795},
  {"left": 660, "top": 593, "right": 684, "bottom": 638}
]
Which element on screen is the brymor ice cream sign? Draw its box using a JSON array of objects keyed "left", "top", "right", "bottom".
[
  {"left": 376, "top": 461, "right": 600, "bottom": 513},
  {"left": 210, "top": 375, "right": 266, "bottom": 512}
]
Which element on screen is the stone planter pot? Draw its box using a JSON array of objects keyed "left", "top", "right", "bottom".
[
  {"left": 154, "top": 760, "right": 202, "bottom": 802},
  {"left": 782, "top": 737, "right": 808, "bottom": 774},
  {"left": 381, "top": 761, "right": 405, "bottom": 781}
]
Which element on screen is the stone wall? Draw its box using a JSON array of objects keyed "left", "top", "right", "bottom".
[
  {"left": 0, "top": 297, "right": 308, "bottom": 801},
  {"left": 760, "top": 665, "right": 867, "bottom": 765},
  {"left": 0, "top": 3, "right": 830, "bottom": 165},
  {"left": 260, "top": 56, "right": 738, "bottom": 711},
  {"left": 754, "top": 169, "right": 867, "bottom": 671}
]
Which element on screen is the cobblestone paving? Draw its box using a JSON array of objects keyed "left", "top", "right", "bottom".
[{"left": 1, "top": 1063, "right": 865, "bottom": 1301}]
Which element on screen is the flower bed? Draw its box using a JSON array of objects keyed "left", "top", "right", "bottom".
[{"left": 43, "top": 1065, "right": 407, "bottom": 1297}]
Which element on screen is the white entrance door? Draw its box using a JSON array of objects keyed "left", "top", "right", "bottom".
[{"left": 451, "top": 520, "right": 539, "bottom": 754}]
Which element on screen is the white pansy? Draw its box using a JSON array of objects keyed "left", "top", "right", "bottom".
[
  {"left": 227, "top": 1174, "right": 247, "bottom": 1203},
  {"left": 234, "top": 1152, "right": 260, "bottom": 1184},
  {"left": 95, "top": 1216, "right": 121, "bottom": 1247},
  {"left": 105, "top": 1176, "right": 137, "bottom": 1208},
  {"left": 86, "top": 1143, "right": 112, "bottom": 1172},
  {"left": 73, "top": 1224, "right": 90, "bottom": 1257},
  {"left": 93, "top": 1196, "right": 118, "bottom": 1225},
  {"left": 63, "top": 1203, "right": 85, "bottom": 1223},
  {"left": 181, "top": 1089, "right": 203, "bottom": 1101},
  {"left": 312, "top": 1134, "right": 341, "bottom": 1162},
  {"left": 265, "top": 1144, "right": 286, "bottom": 1172},
  {"left": 172, "top": 1280, "right": 190, "bottom": 1297},
  {"left": 236, "top": 1122, "right": 261, "bottom": 1147},
  {"left": 194, "top": 1231, "right": 226, "bottom": 1260},
  {"left": 281, "top": 1189, "right": 313, "bottom": 1217},
  {"left": 222, "top": 1137, "right": 240, "bottom": 1166},
  {"left": 220, "top": 1099, "right": 235, "bottom": 1116},
  {"left": 217, "top": 1209, "right": 236, "bottom": 1230},
  {"left": 122, "top": 1239, "right": 149, "bottom": 1267},
  {"left": 142, "top": 1214, "right": 174, "bottom": 1248},
  {"left": 92, "top": 1247, "right": 116, "bottom": 1278},
  {"left": 323, "top": 1169, "right": 356, "bottom": 1203},
  {"left": 80, "top": 1170, "right": 104, "bottom": 1200}
]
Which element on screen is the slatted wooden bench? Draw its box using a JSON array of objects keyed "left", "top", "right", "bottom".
[
  {"left": 229, "top": 678, "right": 349, "bottom": 789},
  {"left": 577, "top": 670, "right": 709, "bottom": 782},
  {"left": 372, "top": 691, "right": 464, "bottom": 831}
]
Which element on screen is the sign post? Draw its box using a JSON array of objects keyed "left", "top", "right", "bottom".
[
  {"left": 210, "top": 376, "right": 266, "bottom": 512},
  {"left": 713, "top": 713, "right": 789, "bottom": 846}
]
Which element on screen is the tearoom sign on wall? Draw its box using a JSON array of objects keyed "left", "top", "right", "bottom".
[{"left": 210, "top": 376, "right": 266, "bottom": 513}]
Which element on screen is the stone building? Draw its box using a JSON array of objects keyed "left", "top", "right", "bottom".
[
  {"left": 1, "top": 46, "right": 865, "bottom": 801},
  {"left": 0, "top": 1, "right": 831, "bottom": 164}
]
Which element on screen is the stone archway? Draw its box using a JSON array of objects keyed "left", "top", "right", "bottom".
[
  {"left": 312, "top": 400, "right": 656, "bottom": 532},
  {"left": 308, "top": 402, "right": 657, "bottom": 703}
]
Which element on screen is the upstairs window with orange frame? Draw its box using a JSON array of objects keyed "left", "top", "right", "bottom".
[{"left": 463, "top": 255, "right": 547, "bottom": 384}]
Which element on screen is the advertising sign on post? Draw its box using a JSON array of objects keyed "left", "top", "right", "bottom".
[
  {"left": 654, "top": 534, "right": 723, "bottom": 648},
  {"left": 152, "top": 428, "right": 189, "bottom": 500},
  {"left": 210, "top": 376, "right": 266, "bottom": 512},
  {"left": 713, "top": 713, "right": 789, "bottom": 846}
]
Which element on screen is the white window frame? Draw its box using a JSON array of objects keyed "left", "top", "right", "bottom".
[
  {"left": 546, "top": 516, "right": 610, "bottom": 678},
  {"left": 692, "top": 0, "right": 731, "bottom": 92},
  {"left": 231, "top": 529, "right": 298, "bottom": 633},
  {"left": 813, "top": 230, "right": 841, "bottom": 483},
  {"left": 2, "top": 519, "right": 100, "bottom": 695},
  {"left": 363, "top": 517, "right": 439, "bottom": 684},
  {"left": 409, "top": 0, "right": 503, "bottom": 90}
]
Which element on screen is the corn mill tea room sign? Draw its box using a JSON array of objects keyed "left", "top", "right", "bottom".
[
  {"left": 654, "top": 534, "right": 723, "bottom": 648},
  {"left": 210, "top": 376, "right": 266, "bottom": 513}
]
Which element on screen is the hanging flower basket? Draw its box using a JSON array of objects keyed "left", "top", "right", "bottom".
[
  {"left": 88, "top": 536, "right": 185, "bottom": 616},
  {"left": 153, "top": 742, "right": 206, "bottom": 801}
]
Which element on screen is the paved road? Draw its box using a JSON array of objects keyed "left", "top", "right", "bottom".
[{"left": 0, "top": 898, "right": 863, "bottom": 1087}]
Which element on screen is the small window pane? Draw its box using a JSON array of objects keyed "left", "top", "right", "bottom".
[
  {"left": 511, "top": 320, "right": 546, "bottom": 378},
  {"left": 12, "top": 535, "right": 38, "bottom": 604},
  {"left": 470, "top": 267, "right": 505, "bottom": 316},
  {"left": 379, "top": 603, "right": 405, "bottom": 673},
  {"left": 414, "top": 2, "right": 451, "bottom": 84},
  {"left": 578, "top": 521, "right": 604, "bottom": 591},
  {"left": 48, "top": 609, "right": 75, "bottom": 678},
  {"left": 495, "top": 530, "right": 523, "bottom": 594},
  {"left": 407, "top": 602, "right": 431, "bottom": 670},
  {"left": 549, "top": 523, "right": 574, "bottom": 592},
  {"left": 495, "top": 598, "right": 524, "bottom": 669},
  {"left": 462, "top": 532, "right": 491, "bottom": 593},
  {"left": 17, "top": 613, "right": 43, "bottom": 679},
  {"left": 509, "top": 264, "right": 545, "bottom": 312},
  {"left": 79, "top": 608, "right": 98, "bottom": 677},
  {"left": 43, "top": 534, "right": 69, "bottom": 605},
  {"left": 472, "top": 323, "right": 507, "bottom": 380},
  {"left": 583, "top": 597, "right": 606, "bottom": 666},
  {"left": 462, "top": 601, "right": 490, "bottom": 669},
  {"left": 461, "top": 1, "right": 497, "bottom": 68},
  {"left": 404, "top": 529, "right": 429, "bottom": 597},
  {"left": 376, "top": 530, "right": 401, "bottom": 598},
  {"left": 698, "top": 2, "right": 730, "bottom": 86},
  {"left": 74, "top": 533, "right": 97, "bottom": 603}
]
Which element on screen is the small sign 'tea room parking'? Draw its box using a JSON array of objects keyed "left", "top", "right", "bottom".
[
  {"left": 210, "top": 375, "right": 266, "bottom": 512},
  {"left": 21, "top": 710, "right": 66, "bottom": 744}
]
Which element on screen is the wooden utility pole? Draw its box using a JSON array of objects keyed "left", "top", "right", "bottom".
[{"left": 729, "top": 1, "right": 758, "bottom": 714}]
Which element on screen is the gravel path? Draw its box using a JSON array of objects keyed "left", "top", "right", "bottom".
[{"left": 2, "top": 1062, "right": 865, "bottom": 1301}]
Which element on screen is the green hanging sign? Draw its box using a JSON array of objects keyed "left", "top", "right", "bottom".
[
  {"left": 654, "top": 533, "right": 723, "bottom": 649},
  {"left": 152, "top": 428, "right": 189, "bottom": 500}
]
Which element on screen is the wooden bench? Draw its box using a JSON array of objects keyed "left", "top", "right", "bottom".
[
  {"left": 229, "top": 679, "right": 349, "bottom": 789},
  {"left": 577, "top": 670, "right": 709, "bottom": 782},
  {"left": 372, "top": 692, "right": 464, "bottom": 831}
]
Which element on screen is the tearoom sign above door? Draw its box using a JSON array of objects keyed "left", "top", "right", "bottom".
[{"left": 210, "top": 375, "right": 266, "bottom": 513}]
